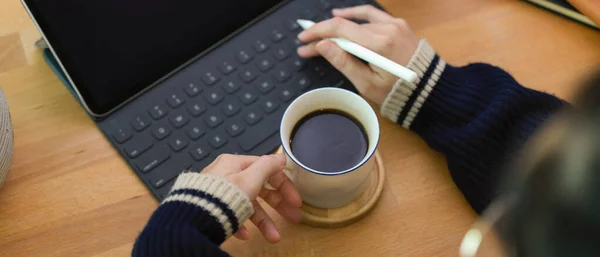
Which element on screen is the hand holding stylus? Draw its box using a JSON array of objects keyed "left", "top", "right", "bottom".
[
  {"left": 297, "top": 19, "right": 417, "bottom": 83},
  {"left": 296, "top": 5, "right": 420, "bottom": 106}
]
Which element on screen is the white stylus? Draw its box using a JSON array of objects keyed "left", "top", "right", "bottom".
[{"left": 297, "top": 19, "right": 417, "bottom": 83}]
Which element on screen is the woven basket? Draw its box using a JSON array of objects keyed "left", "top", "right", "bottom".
[{"left": 0, "top": 88, "right": 13, "bottom": 190}]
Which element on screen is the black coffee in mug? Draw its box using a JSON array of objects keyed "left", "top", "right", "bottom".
[{"left": 290, "top": 109, "right": 368, "bottom": 173}]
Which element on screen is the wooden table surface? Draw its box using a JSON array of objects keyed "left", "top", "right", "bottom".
[{"left": 1, "top": 0, "right": 599, "bottom": 256}]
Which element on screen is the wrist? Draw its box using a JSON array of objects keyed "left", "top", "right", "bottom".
[
  {"left": 164, "top": 172, "right": 254, "bottom": 240},
  {"left": 380, "top": 39, "right": 446, "bottom": 127}
]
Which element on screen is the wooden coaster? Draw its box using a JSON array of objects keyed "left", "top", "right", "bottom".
[{"left": 276, "top": 148, "right": 386, "bottom": 228}]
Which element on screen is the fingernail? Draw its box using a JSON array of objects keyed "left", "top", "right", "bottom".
[
  {"left": 297, "top": 31, "right": 306, "bottom": 40},
  {"left": 296, "top": 46, "right": 306, "bottom": 56},
  {"left": 262, "top": 222, "right": 281, "bottom": 243},
  {"left": 240, "top": 228, "right": 250, "bottom": 239},
  {"left": 332, "top": 8, "right": 341, "bottom": 13},
  {"left": 273, "top": 154, "right": 286, "bottom": 167}
]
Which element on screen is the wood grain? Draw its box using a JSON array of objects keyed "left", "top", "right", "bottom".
[
  {"left": 0, "top": 0, "right": 599, "bottom": 256},
  {"left": 0, "top": 33, "right": 26, "bottom": 73}
]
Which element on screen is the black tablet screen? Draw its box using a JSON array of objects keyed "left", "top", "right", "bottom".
[{"left": 25, "top": 0, "right": 285, "bottom": 115}]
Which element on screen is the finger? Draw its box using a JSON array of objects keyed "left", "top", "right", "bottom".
[
  {"left": 266, "top": 172, "right": 302, "bottom": 208},
  {"left": 332, "top": 5, "right": 396, "bottom": 23},
  {"left": 203, "top": 154, "right": 260, "bottom": 176},
  {"left": 250, "top": 201, "right": 281, "bottom": 243},
  {"left": 297, "top": 17, "right": 375, "bottom": 47},
  {"left": 239, "top": 154, "right": 286, "bottom": 196},
  {"left": 297, "top": 42, "right": 319, "bottom": 58},
  {"left": 361, "top": 23, "right": 400, "bottom": 35},
  {"left": 260, "top": 188, "right": 302, "bottom": 223},
  {"left": 314, "top": 40, "right": 374, "bottom": 93},
  {"left": 233, "top": 225, "right": 250, "bottom": 240},
  {"left": 274, "top": 202, "right": 302, "bottom": 223}
]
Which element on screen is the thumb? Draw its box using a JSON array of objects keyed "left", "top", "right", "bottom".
[
  {"left": 315, "top": 40, "right": 373, "bottom": 92},
  {"left": 238, "top": 154, "right": 286, "bottom": 198}
]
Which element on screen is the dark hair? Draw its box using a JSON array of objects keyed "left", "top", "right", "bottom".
[{"left": 499, "top": 71, "right": 600, "bottom": 257}]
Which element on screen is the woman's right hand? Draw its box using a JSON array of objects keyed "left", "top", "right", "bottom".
[{"left": 297, "top": 5, "right": 420, "bottom": 106}]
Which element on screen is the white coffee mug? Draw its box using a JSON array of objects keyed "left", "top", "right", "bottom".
[{"left": 280, "top": 88, "right": 380, "bottom": 209}]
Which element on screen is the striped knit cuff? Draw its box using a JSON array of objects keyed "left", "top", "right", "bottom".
[
  {"left": 381, "top": 39, "right": 447, "bottom": 128},
  {"left": 163, "top": 172, "right": 254, "bottom": 239}
]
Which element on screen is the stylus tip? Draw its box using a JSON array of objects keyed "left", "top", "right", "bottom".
[{"left": 296, "top": 19, "right": 316, "bottom": 30}]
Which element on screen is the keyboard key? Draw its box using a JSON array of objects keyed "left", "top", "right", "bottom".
[
  {"left": 253, "top": 39, "right": 270, "bottom": 53},
  {"left": 132, "top": 115, "right": 151, "bottom": 132},
  {"left": 169, "top": 136, "right": 189, "bottom": 152},
  {"left": 201, "top": 71, "right": 220, "bottom": 85},
  {"left": 256, "top": 58, "right": 274, "bottom": 72},
  {"left": 167, "top": 93, "right": 185, "bottom": 108},
  {"left": 169, "top": 112, "right": 189, "bottom": 128},
  {"left": 218, "top": 60, "right": 236, "bottom": 75},
  {"left": 334, "top": 1, "right": 351, "bottom": 8},
  {"left": 123, "top": 135, "right": 153, "bottom": 158},
  {"left": 186, "top": 123, "right": 206, "bottom": 140},
  {"left": 235, "top": 49, "right": 253, "bottom": 63},
  {"left": 256, "top": 79, "right": 275, "bottom": 94},
  {"left": 158, "top": 180, "right": 176, "bottom": 198},
  {"left": 237, "top": 109, "right": 282, "bottom": 151},
  {"left": 135, "top": 145, "right": 170, "bottom": 173},
  {"left": 291, "top": 58, "right": 307, "bottom": 71},
  {"left": 184, "top": 83, "right": 202, "bottom": 97},
  {"left": 189, "top": 143, "right": 210, "bottom": 161},
  {"left": 295, "top": 76, "right": 312, "bottom": 90},
  {"left": 226, "top": 121, "right": 245, "bottom": 137},
  {"left": 273, "top": 47, "right": 290, "bottom": 61},
  {"left": 208, "top": 132, "right": 228, "bottom": 149},
  {"left": 113, "top": 127, "right": 132, "bottom": 143},
  {"left": 148, "top": 163, "right": 190, "bottom": 189},
  {"left": 269, "top": 29, "right": 286, "bottom": 42},
  {"left": 287, "top": 20, "right": 300, "bottom": 31},
  {"left": 204, "top": 112, "right": 223, "bottom": 128},
  {"left": 148, "top": 103, "right": 168, "bottom": 120},
  {"left": 152, "top": 123, "right": 172, "bottom": 140},
  {"left": 317, "top": 13, "right": 333, "bottom": 22},
  {"left": 149, "top": 171, "right": 179, "bottom": 189},
  {"left": 239, "top": 68, "right": 258, "bottom": 83},
  {"left": 332, "top": 79, "right": 345, "bottom": 88},
  {"left": 219, "top": 143, "right": 242, "bottom": 155},
  {"left": 239, "top": 88, "right": 258, "bottom": 105},
  {"left": 204, "top": 88, "right": 224, "bottom": 105},
  {"left": 272, "top": 69, "right": 292, "bottom": 82},
  {"left": 244, "top": 108, "right": 263, "bottom": 125},
  {"left": 261, "top": 99, "right": 279, "bottom": 113},
  {"left": 150, "top": 175, "right": 173, "bottom": 189},
  {"left": 317, "top": 0, "right": 333, "bottom": 10},
  {"left": 186, "top": 100, "right": 207, "bottom": 117},
  {"left": 312, "top": 64, "right": 330, "bottom": 79},
  {"left": 221, "top": 80, "right": 241, "bottom": 94},
  {"left": 279, "top": 88, "right": 295, "bottom": 102},
  {"left": 292, "top": 38, "right": 303, "bottom": 47},
  {"left": 300, "top": 9, "right": 317, "bottom": 20},
  {"left": 221, "top": 101, "right": 241, "bottom": 116}
]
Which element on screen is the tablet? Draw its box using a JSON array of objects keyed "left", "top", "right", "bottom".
[{"left": 22, "top": 0, "right": 286, "bottom": 116}]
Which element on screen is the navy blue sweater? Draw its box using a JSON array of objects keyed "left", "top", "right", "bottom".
[{"left": 132, "top": 40, "right": 567, "bottom": 256}]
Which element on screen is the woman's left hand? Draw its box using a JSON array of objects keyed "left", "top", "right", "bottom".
[{"left": 200, "top": 154, "right": 302, "bottom": 243}]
